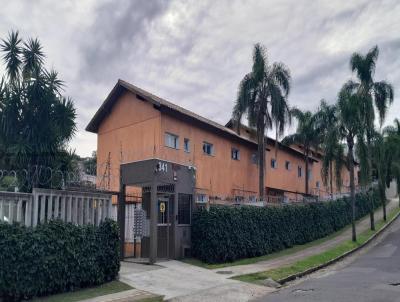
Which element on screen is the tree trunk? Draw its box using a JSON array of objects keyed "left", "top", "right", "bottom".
[
  {"left": 380, "top": 181, "right": 387, "bottom": 221},
  {"left": 258, "top": 121, "right": 266, "bottom": 201},
  {"left": 366, "top": 135, "right": 375, "bottom": 230},
  {"left": 330, "top": 162, "right": 333, "bottom": 199},
  {"left": 305, "top": 151, "right": 309, "bottom": 196},
  {"left": 347, "top": 136, "right": 357, "bottom": 242}
]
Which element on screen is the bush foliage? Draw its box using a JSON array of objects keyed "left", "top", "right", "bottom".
[
  {"left": 192, "top": 193, "right": 379, "bottom": 264},
  {"left": 0, "top": 219, "right": 119, "bottom": 301}
]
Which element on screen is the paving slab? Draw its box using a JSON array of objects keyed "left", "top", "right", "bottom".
[
  {"left": 119, "top": 260, "right": 273, "bottom": 301},
  {"left": 79, "top": 288, "right": 156, "bottom": 302}
]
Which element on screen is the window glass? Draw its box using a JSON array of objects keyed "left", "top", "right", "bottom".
[
  {"left": 178, "top": 194, "right": 191, "bottom": 225},
  {"left": 271, "top": 158, "right": 277, "bottom": 169},
  {"left": 184, "top": 138, "right": 190, "bottom": 153},
  {"left": 165, "top": 132, "right": 179, "bottom": 149},
  {"left": 298, "top": 166, "right": 302, "bottom": 177},
  {"left": 316, "top": 181, "right": 320, "bottom": 188},
  {"left": 203, "top": 142, "right": 214, "bottom": 155},
  {"left": 285, "top": 161, "right": 291, "bottom": 170},
  {"left": 231, "top": 148, "right": 240, "bottom": 160},
  {"left": 195, "top": 194, "right": 208, "bottom": 203},
  {"left": 251, "top": 153, "right": 257, "bottom": 164}
]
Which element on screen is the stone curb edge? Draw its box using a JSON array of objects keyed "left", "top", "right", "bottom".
[{"left": 277, "top": 209, "right": 400, "bottom": 285}]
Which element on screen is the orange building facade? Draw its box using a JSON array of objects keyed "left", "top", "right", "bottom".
[{"left": 87, "top": 80, "right": 357, "bottom": 203}]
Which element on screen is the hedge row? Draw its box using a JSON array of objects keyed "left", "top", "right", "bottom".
[
  {"left": 192, "top": 192, "right": 379, "bottom": 264},
  {"left": 0, "top": 219, "right": 120, "bottom": 301}
]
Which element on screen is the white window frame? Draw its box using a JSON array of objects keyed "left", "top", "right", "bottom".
[
  {"left": 184, "top": 138, "right": 190, "bottom": 153},
  {"left": 231, "top": 148, "right": 240, "bottom": 160},
  {"left": 195, "top": 194, "right": 208, "bottom": 203},
  {"left": 203, "top": 142, "right": 214, "bottom": 156},
  {"left": 165, "top": 132, "right": 179, "bottom": 149}
]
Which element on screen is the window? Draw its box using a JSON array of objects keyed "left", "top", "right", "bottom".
[
  {"left": 178, "top": 194, "right": 192, "bottom": 225},
  {"left": 271, "top": 158, "right": 277, "bottom": 169},
  {"left": 184, "top": 138, "right": 190, "bottom": 153},
  {"left": 285, "top": 161, "right": 291, "bottom": 170},
  {"left": 165, "top": 132, "right": 179, "bottom": 149},
  {"left": 203, "top": 142, "right": 214, "bottom": 155},
  {"left": 231, "top": 148, "right": 240, "bottom": 160},
  {"left": 298, "top": 166, "right": 302, "bottom": 177},
  {"left": 251, "top": 153, "right": 257, "bottom": 164},
  {"left": 308, "top": 169, "right": 312, "bottom": 180},
  {"left": 249, "top": 196, "right": 257, "bottom": 203},
  {"left": 316, "top": 181, "right": 320, "bottom": 188},
  {"left": 195, "top": 194, "right": 208, "bottom": 203}
]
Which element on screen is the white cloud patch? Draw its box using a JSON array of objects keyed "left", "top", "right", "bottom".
[{"left": 0, "top": 0, "right": 399, "bottom": 156}]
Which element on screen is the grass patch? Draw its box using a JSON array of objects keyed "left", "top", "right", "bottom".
[
  {"left": 31, "top": 281, "right": 133, "bottom": 302},
  {"left": 233, "top": 207, "right": 400, "bottom": 284}
]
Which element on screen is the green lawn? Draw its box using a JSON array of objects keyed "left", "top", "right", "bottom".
[
  {"left": 31, "top": 281, "right": 133, "bottom": 302},
  {"left": 233, "top": 207, "right": 400, "bottom": 284}
]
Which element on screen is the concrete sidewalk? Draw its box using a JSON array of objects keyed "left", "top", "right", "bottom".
[
  {"left": 119, "top": 260, "right": 274, "bottom": 301},
  {"left": 79, "top": 288, "right": 157, "bottom": 302},
  {"left": 212, "top": 198, "right": 398, "bottom": 277}
]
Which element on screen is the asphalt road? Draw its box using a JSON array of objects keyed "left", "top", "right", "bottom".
[{"left": 256, "top": 215, "right": 400, "bottom": 302}]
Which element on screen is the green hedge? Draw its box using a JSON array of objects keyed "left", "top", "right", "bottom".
[
  {"left": 192, "top": 192, "right": 379, "bottom": 264},
  {"left": 0, "top": 219, "right": 120, "bottom": 301}
]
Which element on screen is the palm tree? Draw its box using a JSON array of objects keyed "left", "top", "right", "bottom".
[
  {"left": 0, "top": 30, "right": 76, "bottom": 191},
  {"left": 371, "top": 131, "right": 390, "bottom": 221},
  {"left": 232, "top": 44, "right": 291, "bottom": 199},
  {"left": 282, "top": 109, "right": 321, "bottom": 196},
  {"left": 350, "top": 45, "right": 394, "bottom": 229},
  {"left": 337, "top": 81, "right": 364, "bottom": 242},
  {"left": 384, "top": 119, "right": 400, "bottom": 208},
  {"left": 316, "top": 100, "right": 344, "bottom": 198}
]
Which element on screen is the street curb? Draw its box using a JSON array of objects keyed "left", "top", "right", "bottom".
[{"left": 277, "top": 209, "right": 400, "bottom": 285}]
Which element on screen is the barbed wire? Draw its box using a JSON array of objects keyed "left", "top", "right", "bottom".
[{"left": 0, "top": 163, "right": 120, "bottom": 192}]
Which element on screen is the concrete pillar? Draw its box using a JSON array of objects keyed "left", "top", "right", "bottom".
[
  {"left": 60, "top": 196, "right": 66, "bottom": 221},
  {"left": 25, "top": 197, "right": 32, "bottom": 227},
  {"left": 72, "top": 197, "right": 78, "bottom": 224},
  {"left": 54, "top": 195, "right": 59, "bottom": 219},
  {"left": 66, "top": 196, "right": 72, "bottom": 222},
  {"left": 8, "top": 200, "right": 14, "bottom": 223},
  {"left": 32, "top": 194, "right": 39, "bottom": 227},
  {"left": 149, "top": 180, "right": 158, "bottom": 264},
  {"left": 85, "top": 197, "right": 90, "bottom": 224},
  {"left": 16, "top": 198, "right": 23, "bottom": 223},
  {"left": 46, "top": 195, "right": 53, "bottom": 221},
  {"left": 40, "top": 195, "right": 46, "bottom": 223},
  {"left": 90, "top": 198, "right": 95, "bottom": 224},
  {"left": 78, "top": 197, "right": 84, "bottom": 225},
  {"left": 0, "top": 201, "right": 3, "bottom": 222}
]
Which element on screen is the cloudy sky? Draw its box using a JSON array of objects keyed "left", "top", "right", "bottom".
[{"left": 0, "top": 0, "right": 399, "bottom": 157}]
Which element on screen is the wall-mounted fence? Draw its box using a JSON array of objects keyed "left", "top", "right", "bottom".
[{"left": 0, "top": 188, "right": 113, "bottom": 227}]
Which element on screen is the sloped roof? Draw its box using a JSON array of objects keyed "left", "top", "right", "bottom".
[{"left": 86, "top": 79, "right": 315, "bottom": 159}]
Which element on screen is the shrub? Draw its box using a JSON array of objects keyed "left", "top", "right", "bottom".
[
  {"left": 0, "top": 219, "right": 120, "bottom": 301},
  {"left": 192, "top": 192, "right": 379, "bottom": 264}
]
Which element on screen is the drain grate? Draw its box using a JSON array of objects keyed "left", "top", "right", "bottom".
[
  {"left": 216, "top": 270, "right": 233, "bottom": 275},
  {"left": 293, "top": 288, "right": 314, "bottom": 293}
]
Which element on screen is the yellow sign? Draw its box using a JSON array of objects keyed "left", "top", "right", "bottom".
[{"left": 160, "top": 202, "right": 166, "bottom": 213}]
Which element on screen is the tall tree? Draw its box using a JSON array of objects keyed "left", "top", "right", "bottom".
[
  {"left": 383, "top": 119, "right": 400, "bottom": 208},
  {"left": 316, "top": 100, "right": 344, "bottom": 198},
  {"left": 350, "top": 45, "right": 394, "bottom": 229},
  {"left": 337, "top": 81, "right": 363, "bottom": 242},
  {"left": 232, "top": 44, "right": 291, "bottom": 199},
  {"left": 0, "top": 30, "right": 76, "bottom": 191},
  {"left": 282, "top": 108, "right": 321, "bottom": 196}
]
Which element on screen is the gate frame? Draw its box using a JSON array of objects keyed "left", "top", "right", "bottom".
[{"left": 118, "top": 158, "right": 195, "bottom": 264}]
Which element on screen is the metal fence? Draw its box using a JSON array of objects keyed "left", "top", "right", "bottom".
[{"left": 0, "top": 188, "right": 113, "bottom": 227}]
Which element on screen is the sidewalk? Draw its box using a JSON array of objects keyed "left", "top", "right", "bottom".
[
  {"left": 79, "top": 288, "right": 157, "bottom": 302},
  {"left": 212, "top": 198, "right": 398, "bottom": 277}
]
